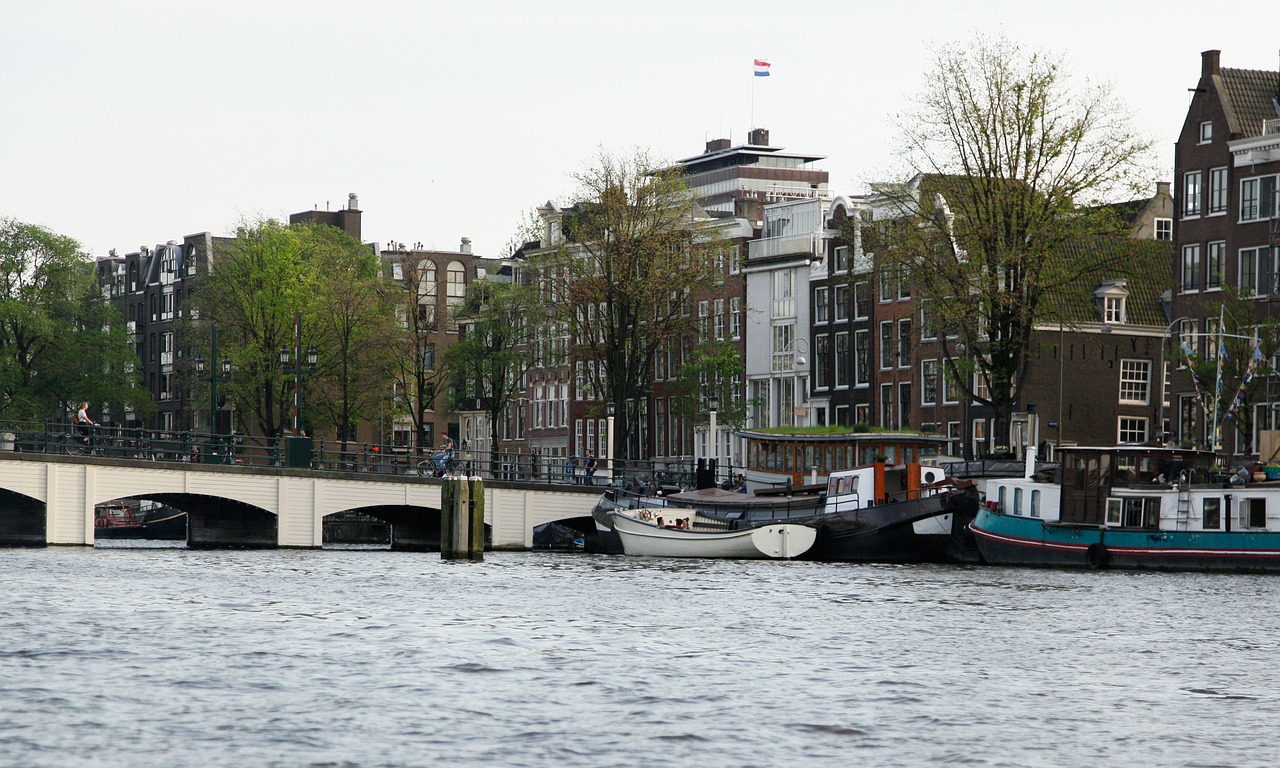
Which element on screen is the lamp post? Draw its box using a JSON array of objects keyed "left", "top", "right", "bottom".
[
  {"left": 780, "top": 335, "right": 809, "bottom": 427},
  {"left": 279, "top": 311, "right": 317, "bottom": 437},
  {"left": 707, "top": 391, "right": 720, "bottom": 482},
  {"left": 1158, "top": 316, "right": 1191, "bottom": 446},
  {"left": 606, "top": 401, "right": 616, "bottom": 486},
  {"left": 194, "top": 325, "right": 233, "bottom": 453}
]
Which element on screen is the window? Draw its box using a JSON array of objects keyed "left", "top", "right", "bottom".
[
  {"left": 833, "top": 284, "right": 848, "bottom": 322},
  {"left": 1207, "top": 241, "right": 1224, "bottom": 289},
  {"left": 1182, "top": 171, "right": 1201, "bottom": 217},
  {"left": 920, "top": 300, "right": 937, "bottom": 340},
  {"left": 1181, "top": 244, "right": 1200, "bottom": 292},
  {"left": 1241, "top": 175, "right": 1277, "bottom": 221},
  {"left": 1118, "top": 416, "right": 1148, "bottom": 444},
  {"left": 1199, "top": 121, "right": 1213, "bottom": 143},
  {"left": 1104, "top": 296, "right": 1124, "bottom": 324},
  {"left": 1240, "top": 246, "right": 1279, "bottom": 296},
  {"left": 815, "top": 287, "right": 829, "bottom": 324},
  {"left": 1030, "top": 489, "right": 1041, "bottom": 518},
  {"left": 854, "top": 330, "right": 870, "bottom": 386},
  {"left": 713, "top": 299, "right": 725, "bottom": 340},
  {"left": 835, "top": 332, "right": 850, "bottom": 388},
  {"left": 972, "top": 372, "right": 990, "bottom": 403},
  {"left": 1208, "top": 167, "right": 1228, "bottom": 214},
  {"left": 879, "top": 322, "right": 893, "bottom": 369},
  {"left": 1013, "top": 487, "right": 1024, "bottom": 516},
  {"left": 922, "top": 360, "right": 938, "bottom": 405},
  {"left": 879, "top": 270, "right": 893, "bottom": 302},
  {"left": 1119, "top": 360, "right": 1150, "bottom": 404},
  {"left": 772, "top": 269, "right": 795, "bottom": 319},
  {"left": 815, "top": 335, "right": 831, "bottom": 389},
  {"left": 730, "top": 297, "right": 742, "bottom": 340},
  {"left": 880, "top": 383, "right": 895, "bottom": 428},
  {"left": 1244, "top": 498, "right": 1267, "bottom": 529},
  {"left": 834, "top": 246, "right": 850, "bottom": 272},
  {"left": 1202, "top": 498, "right": 1221, "bottom": 530},
  {"left": 1154, "top": 218, "right": 1172, "bottom": 241},
  {"left": 897, "top": 264, "right": 910, "bottom": 299},
  {"left": 853, "top": 282, "right": 869, "bottom": 319},
  {"left": 897, "top": 318, "right": 911, "bottom": 367}
]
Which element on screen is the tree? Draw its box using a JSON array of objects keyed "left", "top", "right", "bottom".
[
  {"left": 384, "top": 252, "right": 454, "bottom": 453},
  {"left": 532, "top": 148, "right": 726, "bottom": 460},
  {"left": 1178, "top": 292, "right": 1280, "bottom": 453},
  {"left": 669, "top": 340, "right": 748, "bottom": 429},
  {"left": 872, "top": 32, "right": 1154, "bottom": 444},
  {"left": 305, "top": 225, "right": 397, "bottom": 450},
  {"left": 0, "top": 218, "right": 146, "bottom": 421},
  {"left": 443, "top": 278, "right": 545, "bottom": 470}
]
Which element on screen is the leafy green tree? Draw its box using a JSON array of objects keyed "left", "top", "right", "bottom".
[
  {"left": 871, "top": 31, "right": 1154, "bottom": 443},
  {"left": 0, "top": 218, "right": 146, "bottom": 421},
  {"left": 383, "top": 252, "right": 453, "bottom": 453},
  {"left": 305, "top": 225, "right": 397, "bottom": 450},
  {"left": 443, "top": 278, "right": 545, "bottom": 469},
  {"left": 669, "top": 340, "right": 748, "bottom": 429},
  {"left": 532, "top": 148, "right": 726, "bottom": 460}
]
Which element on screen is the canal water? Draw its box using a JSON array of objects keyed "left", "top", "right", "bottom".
[{"left": 3, "top": 544, "right": 1278, "bottom": 768}]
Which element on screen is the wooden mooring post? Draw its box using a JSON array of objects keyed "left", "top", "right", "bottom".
[{"left": 440, "top": 475, "right": 484, "bottom": 561}]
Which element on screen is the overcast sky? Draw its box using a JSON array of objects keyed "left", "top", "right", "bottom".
[{"left": 3, "top": 1, "right": 1276, "bottom": 259}]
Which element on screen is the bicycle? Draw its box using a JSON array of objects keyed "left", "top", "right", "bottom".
[{"left": 414, "top": 453, "right": 462, "bottom": 478}]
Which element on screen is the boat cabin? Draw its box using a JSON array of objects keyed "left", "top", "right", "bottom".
[{"left": 740, "top": 429, "right": 950, "bottom": 490}]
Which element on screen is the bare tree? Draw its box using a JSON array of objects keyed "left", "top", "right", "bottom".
[{"left": 871, "top": 32, "right": 1155, "bottom": 442}]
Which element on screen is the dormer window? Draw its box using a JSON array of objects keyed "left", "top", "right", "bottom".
[{"left": 1094, "top": 280, "right": 1129, "bottom": 325}]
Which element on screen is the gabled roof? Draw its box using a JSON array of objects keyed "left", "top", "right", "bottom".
[
  {"left": 1048, "top": 237, "right": 1173, "bottom": 328},
  {"left": 1217, "top": 67, "right": 1280, "bottom": 139}
]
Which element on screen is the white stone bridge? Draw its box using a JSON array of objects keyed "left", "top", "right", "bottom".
[{"left": 0, "top": 453, "right": 601, "bottom": 549}]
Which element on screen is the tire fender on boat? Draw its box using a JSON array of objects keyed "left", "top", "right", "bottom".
[{"left": 1086, "top": 543, "right": 1110, "bottom": 570}]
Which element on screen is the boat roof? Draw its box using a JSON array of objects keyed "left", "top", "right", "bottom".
[{"left": 666, "top": 487, "right": 823, "bottom": 509}]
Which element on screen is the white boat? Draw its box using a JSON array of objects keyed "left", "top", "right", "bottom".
[{"left": 606, "top": 510, "right": 816, "bottom": 559}]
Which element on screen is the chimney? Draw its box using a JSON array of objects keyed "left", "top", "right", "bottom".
[
  {"left": 1202, "top": 50, "right": 1220, "bottom": 79},
  {"left": 460, "top": 237, "right": 472, "bottom": 254},
  {"left": 748, "top": 128, "right": 769, "bottom": 146},
  {"left": 1156, "top": 181, "right": 1171, "bottom": 197},
  {"left": 705, "top": 138, "right": 731, "bottom": 153},
  {"left": 347, "top": 192, "right": 360, "bottom": 211}
]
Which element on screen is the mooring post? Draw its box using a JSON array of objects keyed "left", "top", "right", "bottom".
[{"left": 440, "top": 475, "right": 484, "bottom": 561}]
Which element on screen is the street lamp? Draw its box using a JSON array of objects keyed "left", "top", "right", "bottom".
[
  {"left": 778, "top": 335, "right": 809, "bottom": 427},
  {"left": 1158, "top": 316, "right": 1191, "bottom": 446},
  {"left": 606, "top": 401, "right": 616, "bottom": 486},
  {"left": 707, "top": 392, "right": 720, "bottom": 484},
  {"left": 279, "top": 311, "right": 317, "bottom": 437},
  {"left": 194, "top": 325, "right": 233, "bottom": 460}
]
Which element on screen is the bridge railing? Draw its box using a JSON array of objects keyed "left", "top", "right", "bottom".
[{"left": 0, "top": 420, "right": 739, "bottom": 491}]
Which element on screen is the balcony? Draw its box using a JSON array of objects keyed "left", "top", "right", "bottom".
[{"left": 748, "top": 232, "right": 821, "bottom": 262}]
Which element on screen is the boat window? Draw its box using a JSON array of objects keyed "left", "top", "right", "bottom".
[
  {"left": 885, "top": 446, "right": 898, "bottom": 464},
  {"left": 1105, "top": 498, "right": 1122, "bottom": 525},
  {"left": 903, "top": 446, "right": 915, "bottom": 464},
  {"left": 1244, "top": 498, "right": 1267, "bottom": 528},
  {"left": 1030, "top": 489, "right": 1041, "bottom": 518},
  {"left": 997, "top": 485, "right": 1007, "bottom": 513},
  {"left": 1013, "top": 487, "right": 1024, "bottom": 516},
  {"left": 1202, "top": 498, "right": 1221, "bottom": 530}
]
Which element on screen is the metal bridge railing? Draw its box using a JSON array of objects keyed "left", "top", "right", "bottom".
[{"left": 0, "top": 420, "right": 735, "bottom": 491}]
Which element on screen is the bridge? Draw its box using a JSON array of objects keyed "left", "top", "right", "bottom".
[{"left": 0, "top": 452, "right": 602, "bottom": 549}]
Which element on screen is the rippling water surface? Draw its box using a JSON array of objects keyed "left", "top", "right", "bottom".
[{"left": 3, "top": 544, "right": 1279, "bottom": 767}]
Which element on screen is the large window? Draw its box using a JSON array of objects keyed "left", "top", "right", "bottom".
[
  {"left": 1208, "top": 167, "right": 1228, "bottom": 214},
  {"left": 1240, "top": 246, "right": 1279, "bottom": 297},
  {"left": 1207, "top": 241, "right": 1224, "bottom": 289},
  {"left": 1119, "top": 360, "right": 1151, "bottom": 405},
  {"left": 854, "top": 282, "right": 870, "bottom": 318},
  {"left": 1183, "top": 171, "right": 1202, "bottom": 217},
  {"left": 879, "top": 322, "right": 893, "bottom": 369},
  {"left": 1181, "top": 244, "right": 1201, "bottom": 292},
  {"left": 814, "top": 335, "right": 831, "bottom": 390},
  {"left": 815, "top": 287, "right": 829, "bottom": 324},
  {"left": 834, "top": 332, "right": 849, "bottom": 388},
  {"left": 922, "top": 360, "right": 939, "bottom": 405},
  {"left": 1118, "top": 416, "right": 1149, "bottom": 444},
  {"left": 897, "top": 318, "right": 911, "bottom": 368},
  {"left": 854, "top": 330, "right": 870, "bottom": 386},
  {"left": 1241, "top": 175, "right": 1277, "bottom": 221},
  {"left": 833, "top": 284, "right": 849, "bottom": 322}
]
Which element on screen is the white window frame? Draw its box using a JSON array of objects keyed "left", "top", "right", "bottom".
[{"left": 1118, "top": 359, "right": 1151, "bottom": 405}]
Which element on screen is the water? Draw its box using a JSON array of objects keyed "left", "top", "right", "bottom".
[{"left": 3, "top": 545, "right": 1279, "bottom": 768}]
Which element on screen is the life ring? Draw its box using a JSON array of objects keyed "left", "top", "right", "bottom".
[{"left": 1086, "top": 543, "right": 1110, "bottom": 570}]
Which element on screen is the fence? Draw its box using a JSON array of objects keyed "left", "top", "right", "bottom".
[{"left": 0, "top": 420, "right": 736, "bottom": 491}]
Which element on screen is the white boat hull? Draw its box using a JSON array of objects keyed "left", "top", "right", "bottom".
[{"left": 609, "top": 512, "right": 816, "bottom": 559}]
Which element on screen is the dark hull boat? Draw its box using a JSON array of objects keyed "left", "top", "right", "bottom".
[{"left": 95, "top": 502, "right": 187, "bottom": 540}]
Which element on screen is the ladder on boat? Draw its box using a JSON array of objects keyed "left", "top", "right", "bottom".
[{"left": 1175, "top": 484, "right": 1192, "bottom": 531}]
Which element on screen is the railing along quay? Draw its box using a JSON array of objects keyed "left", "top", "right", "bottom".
[{"left": 0, "top": 420, "right": 735, "bottom": 491}]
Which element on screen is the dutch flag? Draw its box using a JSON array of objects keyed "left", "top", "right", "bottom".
[{"left": 754, "top": 59, "right": 771, "bottom": 77}]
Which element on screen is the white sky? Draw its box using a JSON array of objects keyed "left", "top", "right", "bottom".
[{"left": 3, "top": 1, "right": 1277, "bottom": 259}]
